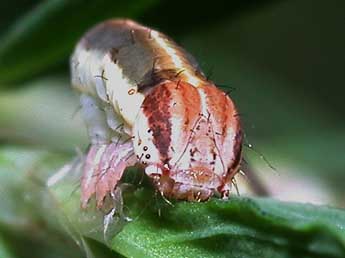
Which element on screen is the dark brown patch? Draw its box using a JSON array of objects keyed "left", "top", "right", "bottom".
[
  {"left": 212, "top": 150, "right": 217, "bottom": 161},
  {"left": 142, "top": 83, "right": 172, "bottom": 161},
  {"left": 230, "top": 129, "right": 243, "bottom": 174},
  {"left": 138, "top": 68, "right": 180, "bottom": 92},
  {"left": 110, "top": 48, "right": 119, "bottom": 62},
  {"left": 128, "top": 88, "right": 136, "bottom": 95},
  {"left": 190, "top": 147, "right": 198, "bottom": 157}
]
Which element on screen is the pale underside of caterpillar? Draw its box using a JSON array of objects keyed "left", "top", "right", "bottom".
[{"left": 70, "top": 19, "right": 242, "bottom": 209}]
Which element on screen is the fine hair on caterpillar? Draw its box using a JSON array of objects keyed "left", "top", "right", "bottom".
[{"left": 69, "top": 18, "right": 247, "bottom": 211}]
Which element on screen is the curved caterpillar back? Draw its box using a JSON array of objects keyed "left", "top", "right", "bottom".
[
  {"left": 70, "top": 19, "right": 242, "bottom": 209},
  {"left": 71, "top": 19, "right": 206, "bottom": 132}
]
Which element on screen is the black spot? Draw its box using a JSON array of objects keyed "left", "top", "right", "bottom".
[
  {"left": 128, "top": 88, "right": 136, "bottom": 95},
  {"left": 162, "top": 157, "right": 171, "bottom": 165},
  {"left": 143, "top": 146, "right": 148, "bottom": 151},
  {"left": 145, "top": 154, "right": 151, "bottom": 159}
]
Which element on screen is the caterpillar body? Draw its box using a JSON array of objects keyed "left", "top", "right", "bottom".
[{"left": 70, "top": 19, "right": 242, "bottom": 208}]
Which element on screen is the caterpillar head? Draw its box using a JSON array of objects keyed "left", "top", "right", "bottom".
[{"left": 132, "top": 80, "right": 242, "bottom": 200}]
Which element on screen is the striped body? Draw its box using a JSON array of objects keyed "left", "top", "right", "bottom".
[{"left": 71, "top": 19, "right": 242, "bottom": 207}]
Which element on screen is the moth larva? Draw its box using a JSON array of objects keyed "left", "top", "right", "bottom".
[{"left": 70, "top": 19, "right": 242, "bottom": 208}]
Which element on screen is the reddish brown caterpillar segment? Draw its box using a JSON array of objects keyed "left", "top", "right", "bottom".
[
  {"left": 70, "top": 19, "right": 242, "bottom": 208},
  {"left": 134, "top": 80, "right": 241, "bottom": 201}
]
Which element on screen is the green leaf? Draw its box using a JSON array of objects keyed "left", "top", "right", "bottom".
[
  {"left": 0, "top": 0, "right": 158, "bottom": 85},
  {"left": 0, "top": 77, "right": 87, "bottom": 151},
  {"left": 0, "top": 146, "right": 344, "bottom": 258},
  {"left": 0, "top": 234, "right": 15, "bottom": 258}
]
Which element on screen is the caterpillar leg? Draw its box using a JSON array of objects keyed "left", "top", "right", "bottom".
[{"left": 81, "top": 141, "right": 136, "bottom": 208}]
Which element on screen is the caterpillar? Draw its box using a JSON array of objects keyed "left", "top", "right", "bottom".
[{"left": 70, "top": 19, "right": 242, "bottom": 209}]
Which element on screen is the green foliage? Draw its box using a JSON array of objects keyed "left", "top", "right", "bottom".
[
  {"left": 0, "top": 235, "right": 14, "bottom": 258},
  {"left": 0, "top": 0, "right": 158, "bottom": 85},
  {"left": 1, "top": 146, "right": 345, "bottom": 258},
  {"left": 108, "top": 192, "right": 345, "bottom": 258}
]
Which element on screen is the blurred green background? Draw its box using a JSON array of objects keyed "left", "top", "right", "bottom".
[{"left": 0, "top": 1, "right": 344, "bottom": 258}]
